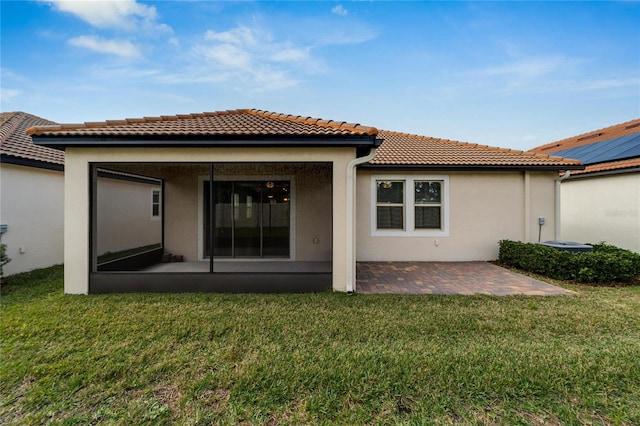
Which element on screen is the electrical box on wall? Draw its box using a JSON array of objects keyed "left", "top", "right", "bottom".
[{"left": 538, "top": 217, "right": 545, "bottom": 225}]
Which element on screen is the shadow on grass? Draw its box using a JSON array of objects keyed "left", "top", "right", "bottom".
[{"left": 1, "top": 265, "right": 63, "bottom": 301}]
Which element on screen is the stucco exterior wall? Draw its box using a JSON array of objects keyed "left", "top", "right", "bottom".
[
  {"left": 0, "top": 163, "right": 64, "bottom": 276},
  {"left": 356, "top": 170, "right": 558, "bottom": 261},
  {"left": 96, "top": 176, "right": 162, "bottom": 256},
  {"left": 561, "top": 172, "right": 640, "bottom": 252},
  {"left": 64, "top": 147, "right": 354, "bottom": 294}
]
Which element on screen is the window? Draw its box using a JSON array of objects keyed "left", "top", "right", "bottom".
[
  {"left": 376, "top": 180, "right": 404, "bottom": 229},
  {"left": 371, "top": 175, "right": 449, "bottom": 237},
  {"left": 414, "top": 181, "right": 442, "bottom": 229},
  {"left": 151, "top": 189, "right": 161, "bottom": 219}
]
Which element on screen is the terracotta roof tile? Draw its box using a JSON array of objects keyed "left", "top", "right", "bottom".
[
  {"left": 27, "top": 108, "right": 379, "bottom": 138},
  {"left": 530, "top": 118, "right": 640, "bottom": 154},
  {"left": 23, "top": 108, "right": 582, "bottom": 169},
  {"left": 0, "top": 112, "right": 63, "bottom": 166},
  {"left": 370, "top": 130, "right": 582, "bottom": 168},
  {"left": 570, "top": 157, "right": 640, "bottom": 175}
]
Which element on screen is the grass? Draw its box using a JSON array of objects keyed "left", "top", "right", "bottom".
[{"left": 2, "top": 266, "right": 640, "bottom": 425}]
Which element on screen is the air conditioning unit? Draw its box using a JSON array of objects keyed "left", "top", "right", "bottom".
[{"left": 540, "top": 240, "right": 593, "bottom": 253}]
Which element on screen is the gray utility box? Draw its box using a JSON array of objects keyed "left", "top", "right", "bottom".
[{"left": 540, "top": 240, "right": 593, "bottom": 253}]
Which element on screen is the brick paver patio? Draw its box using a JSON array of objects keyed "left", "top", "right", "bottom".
[{"left": 356, "top": 262, "right": 573, "bottom": 296}]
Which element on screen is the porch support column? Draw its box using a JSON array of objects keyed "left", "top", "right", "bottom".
[
  {"left": 64, "top": 149, "right": 90, "bottom": 294},
  {"left": 332, "top": 154, "right": 352, "bottom": 292},
  {"left": 209, "top": 163, "right": 214, "bottom": 273}
]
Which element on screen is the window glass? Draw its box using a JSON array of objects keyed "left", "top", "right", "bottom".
[
  {"left": 376, "top": 181, "right": 404, "bottom": 229},
  {"left": 415, "top": 181, "right": 442, "bottom": 229},
  {"left": 377, "top": 181, "right": 404, "bottom": 204},
  {"left": 415, "top": 181, "right": 441, "bottom": 204},
  {"left": 415, "top": 206, "right": 441, "bottom": 229},
  {"left": 151, "top": 190, "right": 161, "bottom": 217},
  {"left": 377, "top": 206, "right": 404, "bottom": 229}
]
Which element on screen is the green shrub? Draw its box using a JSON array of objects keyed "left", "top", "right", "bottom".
[{"left": 498, "top": 240, "right": 640, "bottom": 285}]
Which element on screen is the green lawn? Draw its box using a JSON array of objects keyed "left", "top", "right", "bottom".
[{"left": 2, "top": 266, "right": 639, "bottom": 425}]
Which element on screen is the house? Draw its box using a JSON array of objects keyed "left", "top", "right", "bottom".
[
  {"left": 27, "top": 109, "right": 582, "bottom": 294},
  {"left": 1, "top": 112, "right": 63, "bottom": 276},
  {"left": 1, "top": 112, "right": 163, "bottom": 276},
  {"left": 530, "top": 118, "right": 640, "bottom": 253}
]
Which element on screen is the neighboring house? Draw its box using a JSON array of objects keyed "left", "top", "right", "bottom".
[
  {"left": 0, "top": 111, "right": 163, "bottom": 276},
  {"left": 0, "top": 112, "right": 64, "bottom": 276},
  {"left": 28, "top": 109, "right": 582, "bottom": 294},
  {"left": 530, "top": 119, "right": 640, "bottom": 253}
]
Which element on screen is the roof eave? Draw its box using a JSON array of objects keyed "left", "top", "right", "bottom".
[
  {"left": 359, "top": 163, "right": 585, "bottom": 172},
  {"left": 31, "top": 134, "right": 382, "bottom": 150},
  {"left": 0, "top": 154, "right": 65, "bottom": 171},
  {"left": 567, "top": 166, "right": 640, "bottom": 179}
]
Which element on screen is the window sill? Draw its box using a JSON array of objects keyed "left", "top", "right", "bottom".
[{"left": 372, "top": 229, "right": 449, "bottom": 238}]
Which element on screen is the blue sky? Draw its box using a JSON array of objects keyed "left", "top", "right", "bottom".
[{"left": 1, "top": 1, "right": 639, "bottom": 150}]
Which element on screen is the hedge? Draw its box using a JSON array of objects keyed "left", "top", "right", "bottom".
[{"left": 498, "top": 240, "right": 640, "bottom": 284}]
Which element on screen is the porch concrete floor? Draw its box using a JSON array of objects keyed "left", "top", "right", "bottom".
[{"left": 356, "top": 262, "right": 573, "bottom": 296}]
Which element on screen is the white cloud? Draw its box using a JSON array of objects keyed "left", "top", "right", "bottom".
[
  {"left": 269, "top": 47, "right": 310, "bottom": 63},
  {"left": 195, "top": 43, "right": 253, "bottom": 69},
  {"left": 205, "top": 26, "right": 258, "bottom": 46},
  {"left": 188, "top": 24, "right": 320, "bottom": 91},
  {"left": 152, "top": 18, "right": 374, "bottom": 93},
  {"left": 332, "top": 5, "right": 349, "bottom": 16},
  {"left": 1, "top": 67, "right": 28, "bottom": 83},
  {"left": 68, "top": 35, "right": 140, "bottom": 58},
  {"left": 475, "top": 56, "right": 576, "bottom": 79},
  {"left": 1, "top": 87, "right": 21, "bottom": 104},
  {"left": 577, "top": 77, "right": 640, "bottom": 91},
  {"left": 46, "top": 0, "right": 171, "bottom": 33}
]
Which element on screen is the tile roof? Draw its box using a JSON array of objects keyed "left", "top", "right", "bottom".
[
  {"left": 26, "top": 108, "right": 379, "bottom": 138},
  {"left": 25, "top": 107, "right": 581, "bottom": 169},
  {"left": 368, "top": 130, "right": 582, "bottom": 169},
  {"left": 529, "top": 118, "right": 640, "bottom": 175},
  {"left": 1, "top": 112, "right": 63, "bottom": 166}
]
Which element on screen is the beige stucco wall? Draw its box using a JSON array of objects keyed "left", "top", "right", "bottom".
[
  {"left": 0, "top": 163, "right": 64, "bottom": 276},
  {"left": 64, "top": 147, "right": 354, "bottom": 294},
  {"left": 561, "top": 172, "right": 640, "bottom": 252},
  {"left": 96, "top": 177, "right": 162, "bottom": 256},
  {"left": 356, "top": 170, "right": 558, "bottom": 261}
]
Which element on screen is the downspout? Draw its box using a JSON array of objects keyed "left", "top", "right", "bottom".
[
  {"left": 524, "top": 171, "right": 531, "bottom": 242},
  {"left": 345, "top": 147, "right": 378, "bottom": 295},
  {"left": 554, "top": 170, "right": 571, "bottom": 240}
]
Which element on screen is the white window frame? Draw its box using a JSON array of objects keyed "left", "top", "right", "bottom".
[
  {"left": 150, "top": 188, "right": 161, "bottom": 220},
  {"left": 370, "top": 174, "right": 449, "bottom": 237}
]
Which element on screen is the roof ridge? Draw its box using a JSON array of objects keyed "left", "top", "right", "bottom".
[
  {"left": 379, "top": 129, "right": 582, "bottom": 165},
  {"left": 247, "top": 109, "right": 378, "bottom": 135},
  {"left": 25, "top": 109, "right": 255, "bottom": 135},
  {"left": 26, "top": 108, "right": 380, "bottom": 136}
]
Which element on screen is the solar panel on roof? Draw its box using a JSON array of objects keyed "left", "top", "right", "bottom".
[{"left": 552, "top": 132, "right": 640, "bottom": 165}]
